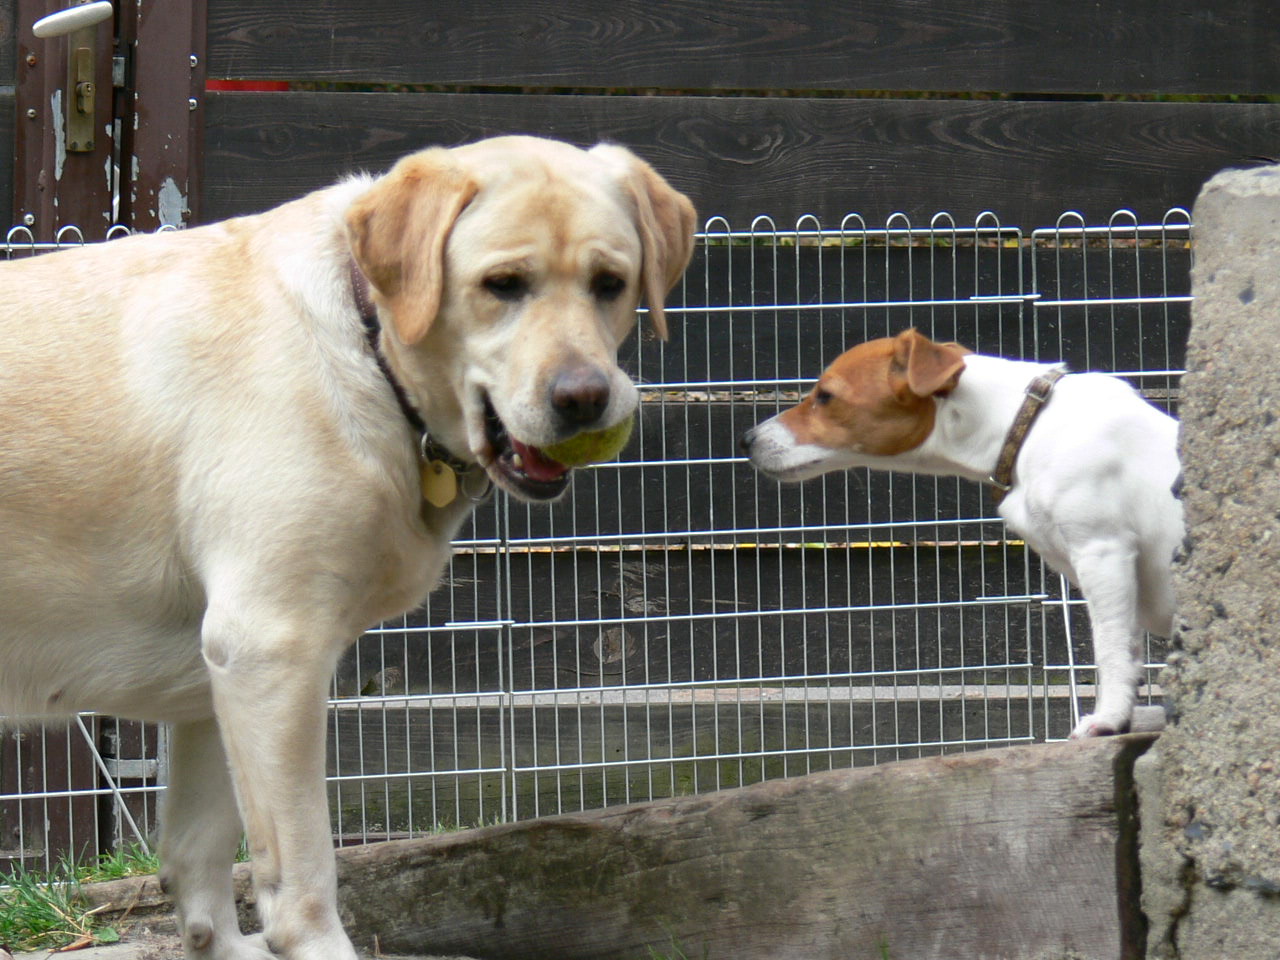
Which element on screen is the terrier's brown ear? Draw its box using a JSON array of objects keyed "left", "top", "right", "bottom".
[
  {"left": 345, "top": 150, "right": 478, "bottom": 345},
  {"left": 893, "top": 328, "right": 971, "bottom": 398}
]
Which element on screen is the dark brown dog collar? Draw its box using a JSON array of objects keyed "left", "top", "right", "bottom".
[
  {"left": 987, "top": 368, "right": 1067, "bottom": 504},
  {"left": 349, "top": 261, "right": 471, "bottom": 473}
]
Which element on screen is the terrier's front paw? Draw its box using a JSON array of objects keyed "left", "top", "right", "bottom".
[{"left": 1069, "top": 712, "right": 1130, "bottom": 739}]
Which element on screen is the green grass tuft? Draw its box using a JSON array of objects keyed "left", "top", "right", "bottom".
[
  {"left": 1, "top": 858, "right": 102, "bottom": 950},
  {"left": 73, "top": 841, "right": 161, "bottom": 884},
  {"left": 1, "top": 844, "right": 159, "bottom": 951}
]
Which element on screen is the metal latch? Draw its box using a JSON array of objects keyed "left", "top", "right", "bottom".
[{"left": 32, "top": 0, "right": 114, "bottom": 153}]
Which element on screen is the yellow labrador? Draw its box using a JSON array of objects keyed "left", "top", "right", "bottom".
[{"left": 0, "top": 136, "right": 695, "bottom": 960}]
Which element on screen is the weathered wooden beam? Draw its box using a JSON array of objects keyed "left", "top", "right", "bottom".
[
  {"left": 333, "top": 734, "right": 1155, "bottom": 960},
  {"left": 81, "top": 734, "right": 1155, "bottom": 960}
]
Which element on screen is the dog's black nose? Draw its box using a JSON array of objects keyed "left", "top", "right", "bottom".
[
  {"left": 739, "top": 428, "right": 756, "bottom": 454},
  {"left": 550, "top": 365, "right": 611, "bottom": 426}
]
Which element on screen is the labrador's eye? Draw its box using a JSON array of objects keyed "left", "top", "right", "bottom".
[
  {"left": 483, "top": 274, "right": 528, "bottom": 301},
  {"left": 591, "top": 271, "right": 626, "bottom": 302}
]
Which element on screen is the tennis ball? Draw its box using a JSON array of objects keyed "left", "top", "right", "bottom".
[{"left": 543, "top": 414, "right": 635, "bottom": 467}]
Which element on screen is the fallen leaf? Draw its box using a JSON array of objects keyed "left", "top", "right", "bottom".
[{"left": 51, "top": 935, "right": 94, "bottom": 953}]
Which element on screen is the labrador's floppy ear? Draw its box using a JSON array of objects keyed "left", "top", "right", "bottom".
[
  {"left": 592, "top": 145, "right": 697, "bottom": 340},
  {"left": 892, "top": 328, "right": 971, "bottom": 398},
  {"left": 345, "top": 150, "right": 479, "bottom": 346}
]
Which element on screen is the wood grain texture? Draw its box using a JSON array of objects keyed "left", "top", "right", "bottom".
[
  {"left": 328, "top": 735, "right": 1155, "bottom": 960},
  {"left": 0, "top": 0, "right": 13, "bottom": 83},
  {"left": 201, "top": 92, "right": 1280, "bottom": 228},
  {"left": 324, "top": 698, "right": 1052, "bottom": 833},
  {"left": 334, "top": 542, "right": 1044, "bottom": 701},
  {"left": 205, "top": 0, "right": 1280, "bottom": 96},
  {"left": 76, "top": 736, "right": 1154, "bottom": 959},
  {"left": 120, "top": 0, "right": 208, "bottom": 229},
  {"left": 0, "top": 91, "right": 12, "bottom": 228}
]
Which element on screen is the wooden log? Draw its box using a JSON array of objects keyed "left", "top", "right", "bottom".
[
  {"left": 333, "top": 734, "right": 1155, "bottom": 960},
  {"left": 76, "top": 735, "right": 1153, "bottom": 959}
]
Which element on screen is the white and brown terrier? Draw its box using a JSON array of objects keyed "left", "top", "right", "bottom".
[{"left": 741, "top": 328, "right": 1183, "bottom": 738}]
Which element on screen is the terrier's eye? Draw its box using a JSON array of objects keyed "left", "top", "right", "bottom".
[
  {"left": 483, "top": 274, "right": 528, "bottom": 301},
  {"left": 813, "top": 388, "right": 833, "bottom": 406}
]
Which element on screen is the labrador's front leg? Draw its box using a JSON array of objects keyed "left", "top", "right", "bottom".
[
  {"left": 162, "top": 718, "right": 275, "bottom": 960},
  {"left": 202, "top": 604, "right": 359, "bottom": 960}
]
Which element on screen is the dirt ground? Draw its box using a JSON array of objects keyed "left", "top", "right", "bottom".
[
  {"left": 7, "top": 927, "right": 182, "bottom": 960},
  {"left": 5, "top": 931, "right": 467, "bottom": 960}
]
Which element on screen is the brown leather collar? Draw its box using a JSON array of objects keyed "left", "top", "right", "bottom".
[{"left": 987, "top": 368, "right": 1066, "bottom": 504}]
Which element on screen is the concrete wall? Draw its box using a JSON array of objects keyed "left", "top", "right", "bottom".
[{"left": 1141, "top": 165, "right": 1280, "bottom": 958}]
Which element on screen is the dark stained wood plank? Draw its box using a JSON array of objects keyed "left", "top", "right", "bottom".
[
  {"left": 0, "top": 721, "right": 101, "bottom": 871},
  {"left": 202, "top": 91, "right": 1280, "bottom": 228},
  {"left": 119, "top": 0, "right": 208, "bottom": 229},
  {"left": 206, "top": 0, "right": 1280, "bottom": 96},
  {"left": 0, "top": 0, "right": 14, "bottom": 82},
  {"left": 0, "top": 90, "right": 12, "bottom": 228},
  {"left": 323, "top": 699, "right": 1045, "bottom": 832},
  {"left": 336, "top": 541, "right": 1045, "bottom": 697}
]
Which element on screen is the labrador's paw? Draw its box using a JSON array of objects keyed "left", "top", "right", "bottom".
[{"left": 185, "top": 926, "right": 276, "bottom": 960}]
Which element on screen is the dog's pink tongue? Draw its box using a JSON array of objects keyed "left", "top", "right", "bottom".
[{"left": 511, "top": 438, "right": 569, "bottom": 483}]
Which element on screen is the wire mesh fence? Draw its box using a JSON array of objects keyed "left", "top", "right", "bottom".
[{"left": 2, "top": 209, "right": 1191, "bottom": 872}]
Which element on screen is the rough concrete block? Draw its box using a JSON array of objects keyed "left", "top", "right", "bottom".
[
  {"left": 1135, "top": 745, "right": 1186, "bottom": 959},
  {"left": 1150, "top": 164, "right": 1280, "bottom": 958}
]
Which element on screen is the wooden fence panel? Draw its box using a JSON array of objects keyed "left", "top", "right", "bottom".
[
  {"left": 0, "top": 0, "right": 12, "bottom": 80},
  {"left": 203, "top": 91, "right": 1280, "bottom": 227},
  {"left": 118, "top": 0, "right": 208, "bottom": 230},
  {"left": 0, "top": 0, "right": 14, "bottom": 228},
  {"left": 0, "top": 98, "right": 11, "bottom": 230},
  {"left": 205, "top": 0, "right": 1280, "bottom": 96}
]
